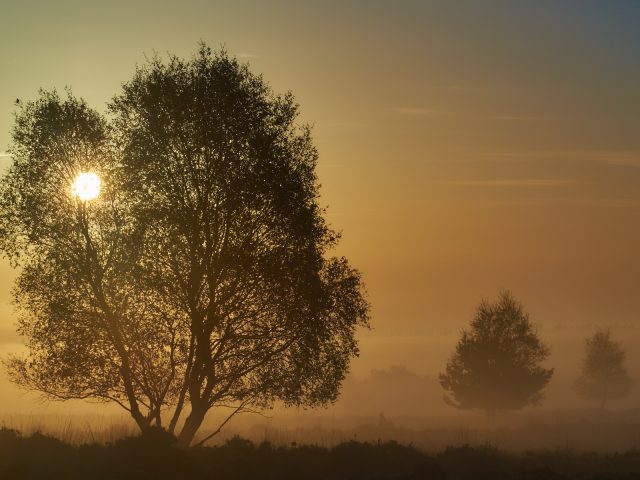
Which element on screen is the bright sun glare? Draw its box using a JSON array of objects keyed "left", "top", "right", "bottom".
[{"left": 72, "top": 172, "right": 101, "bottom": 201}]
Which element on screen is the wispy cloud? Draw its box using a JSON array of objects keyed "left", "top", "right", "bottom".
[
  {"left": 587, "top": 151, "right": 640, "bottom": 167},
  {"left": 473, "top": 150, "right": 640, "bottom": 166},
  {"left": 392, "top": 107, "right": 539, "bottom": 120},
  {"left": 490, "top": 115, "right": 539, "bottom": 121},
  {"left": 327, "top": 122, "right": 367, "bottom": 128},
  {"left": 462, "top": 197, "right": 640, "bottom": 208},
  {"left": 0, "top": 152, "right": 12, "bottom": 158},
  {"left": 237, "top": 53, "right": 258, "bottom": 59},
  {"left": 443, "top": 179, "right": 583, "bottom": 188},
  {"left": 391, "top": 107, "right": 439, "bottom": 116}
]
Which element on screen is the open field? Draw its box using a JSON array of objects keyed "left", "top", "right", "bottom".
[{"left": 3, "top": 409, "right": 640, "bottom": 453}]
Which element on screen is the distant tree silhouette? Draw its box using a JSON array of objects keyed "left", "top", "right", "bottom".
[
  {"left": 439, "top": 291, "right": 553, "bottom": 415},
  {"left": 575, "top": 329, "right": 632, "bottom": 409},
  {"left": 0, "top": 44, "right": 369, "bottom": 446}
]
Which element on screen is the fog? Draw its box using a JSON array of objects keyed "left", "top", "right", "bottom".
[{"left": 2, "top": 327, "right": 640, "bottom": 452}]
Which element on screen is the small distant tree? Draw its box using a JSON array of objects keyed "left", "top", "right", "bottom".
[
  {"left": 575, "top": 329, "right": 632, "bottom": 409},
  {"left": 439, "top": 291, "right": 553, "bottom": 415}
]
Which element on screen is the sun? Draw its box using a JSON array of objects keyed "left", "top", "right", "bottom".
[{"left": 72, "top": 172, "right": 101, "bottom": 201}]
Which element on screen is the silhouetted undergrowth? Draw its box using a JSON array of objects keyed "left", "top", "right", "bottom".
[{"left": 0, "top": 427, "right": 639, "bottom": 479}]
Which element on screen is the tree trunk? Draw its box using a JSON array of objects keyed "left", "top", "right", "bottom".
[
  {"left": 177, "top": 406, "right": 207, "bottom": 447},
  {"left": 131, "top": 408, "right": 152, "bottom": 433}
]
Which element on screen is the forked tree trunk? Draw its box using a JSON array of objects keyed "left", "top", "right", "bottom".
[
  {"left": 131, "top": 409, "right": 151, "bottom": 433},
  {"left": 177, "top": 406, "right": 208, "bottom": 446}
]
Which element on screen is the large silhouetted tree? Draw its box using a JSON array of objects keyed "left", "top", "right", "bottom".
[
  {"left": 575, "top": 329, "right": 632, "bottom": 409},
  {"left": 439, "top": 291, "right": 553, "bottom": 415},
  {"left": 0, "top": 45, "right": 369, "bottom": 446}
]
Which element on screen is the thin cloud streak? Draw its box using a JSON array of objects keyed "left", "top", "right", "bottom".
[
  {"left": 473, "top": 150, "right": 640, "bottom": 166},
  {"left": 327, "top": 122, "right": 368, "bottom": 128},
  {"left": 443, "top": 179, "right": 584, "bottom": 188},
  {"left": 490, "top": 115, "right": 539, "bottom": 121},
  {"left": 391, "top": 107, "right": 439, "bottom": 115},
  {"left": 460, "top": 197, "right": 640, "bottom": 208}
]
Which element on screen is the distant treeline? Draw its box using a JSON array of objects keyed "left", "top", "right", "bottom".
[{"left": 1, "top": 427, "right": 640, "bottom": 480}]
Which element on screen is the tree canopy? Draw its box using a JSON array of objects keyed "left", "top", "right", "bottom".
[
  {"left": 0, "top": 45, "right": 369, "bottom": 446},
  {"left": 439, "top": 291, "right": 553, "bottom": 414},
  {"left": 575, "top": 329, "right": 632, "bottom": 408}
]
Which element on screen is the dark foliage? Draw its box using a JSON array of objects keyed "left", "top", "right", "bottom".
[
  {"left": 439, "top": 291, "right": 554, "bottom": 414},
  {"left": 0, "top": 429, "right": 639, "bottom": 480}
]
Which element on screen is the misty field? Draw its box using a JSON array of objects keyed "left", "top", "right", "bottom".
[{"left": 5, "top": 407, "right": 640, "bottom": 452}]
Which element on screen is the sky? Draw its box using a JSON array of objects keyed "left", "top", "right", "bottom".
[{"left": 0, "top": 0, "right": 639, "bottom": 415}]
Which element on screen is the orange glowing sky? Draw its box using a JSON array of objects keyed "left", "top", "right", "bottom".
[{"left": 0, "top": 0, "right": 639, "bottom": 413}]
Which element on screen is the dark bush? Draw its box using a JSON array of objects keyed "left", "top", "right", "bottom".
[{"left": 0, "top": 430, "right": 639, "bottom": 479}]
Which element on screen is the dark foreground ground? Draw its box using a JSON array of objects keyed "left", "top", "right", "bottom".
[{"left": 1, "top": 428, "right": 640, "bottom": 480}]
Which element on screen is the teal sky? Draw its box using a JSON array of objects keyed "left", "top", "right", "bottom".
[{"left": 0, "top": 1, "right": 639, "bottom": 413}]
